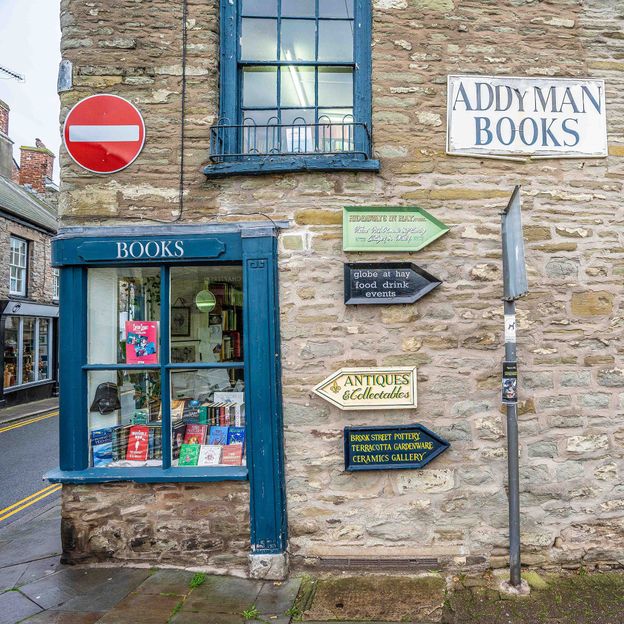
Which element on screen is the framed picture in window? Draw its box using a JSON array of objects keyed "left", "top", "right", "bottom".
[{"left": 171, "top": 307, "right": 191, "bottom": 337}]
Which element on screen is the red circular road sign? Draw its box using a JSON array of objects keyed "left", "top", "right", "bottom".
[{"left": 63, "top": 94, "right": 146, "bottom": 174}]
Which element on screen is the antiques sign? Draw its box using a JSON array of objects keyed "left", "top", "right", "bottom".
[
  {"left": 344, "top": 424, "right": 449, "bottom": 471},
  {"left": 447, "top": 75, "right": 607, "bottom": 159},
  {"left": 314, "top": 367, "right": 417, "bottom": 410},
  {"left": 343, "top": 206, "right": 449, "bottom": 252},
  {"left": 344, "top": 262, "right": 442, "bottom": 305}
]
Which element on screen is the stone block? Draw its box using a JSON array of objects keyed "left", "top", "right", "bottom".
[
  {"left": 597, "top": 369, "right": 624, "bottom": 387},
  {"left": 560, "top": 371, "right": 591, "bottom": 387},
  {"left": 397, "top": 469, "right": 455, "bottom": 493},
  {"left": 566, "top": 435, "right": 609, "bottom": 454},
  {"left": 570, "top": 291, "right": 614, "bottom": 317},
  {"left": 248, "top": 553, "right": 288, "bottom": 581}
]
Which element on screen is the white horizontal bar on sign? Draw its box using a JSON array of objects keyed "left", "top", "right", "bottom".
[{"left": 68, "top": 124, "right": 140, "bottom": 142}]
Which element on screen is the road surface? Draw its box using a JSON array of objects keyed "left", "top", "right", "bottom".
[{"left": 0, "top": 411, "right": 60, "bottom": 527}]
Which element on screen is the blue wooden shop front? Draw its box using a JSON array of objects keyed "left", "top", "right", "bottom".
[{"left": 47, "top": 223, "right": 288, "bottom": 556}]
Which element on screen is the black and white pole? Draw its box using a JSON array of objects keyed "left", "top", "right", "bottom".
[{"left": 501, "top": 185, "right": 528, "bottom": 588}]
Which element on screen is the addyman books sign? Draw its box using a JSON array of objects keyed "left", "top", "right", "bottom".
[{"left": 447, "top": 75, "right": 607, "bottom": 159}]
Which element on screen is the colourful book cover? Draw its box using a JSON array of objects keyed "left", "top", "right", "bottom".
[
  {"left": 125, "top": 321, "right": 159, "bottom": 365},
  {"left": 91, "top": 428, "right": 113, "bottom": 467},
  {"left": 178, "top": 443, "right": 200, "bottom": 466},
  {"left": 227, "top": 426, "right": 245, "bottom": 447},
  {"left": 172, "top": 420, "right": 187, "bottom": 460},
  {"left": 221, "top": 443, "right": 243, "bottom": 466},
  {"left": 184, "top": 423, "right": 208, "bottom": 445},
  {"left": 209, "top": 426, "right": 229, "bottom": 445},
  {"left": 126, "top": 425, "right": 150, "bottom": 461},
  {"left": 197, "top": 445, "right": 222, "bottom": 466},
  {"left": 171, "top": 400, "right": 185, "bottom": 420}
]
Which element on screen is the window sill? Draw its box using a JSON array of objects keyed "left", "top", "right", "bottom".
[
  {"left": 4, "top": 379, "right": 55, "bottom": 393},
  {"left": 46, "top": 465, "right": 249, "bottom": 484},
  {"left": 204, "top": 155, "right": 380, "bottom": 178}
]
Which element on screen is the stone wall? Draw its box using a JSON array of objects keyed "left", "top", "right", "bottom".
[
  {"left": 61, "top": 483, "right": 251, "bottom": 572},
  {"left": 0, "top": 217, "right": 56, "bottom": 304},
  {"left": 59, "top": 0, "right": 624, "bottom": 573}
]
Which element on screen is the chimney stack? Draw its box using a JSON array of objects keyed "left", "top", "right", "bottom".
[
  {"left": 0, "top": 99, "right": 14, "bottom": 180},
  {"left": 19, "top": 139, "right": 55, "bottom": 194}
]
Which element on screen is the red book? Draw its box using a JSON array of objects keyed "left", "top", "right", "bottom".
[
  {"left": 183, "top": 424, "right": 208, "bottom": 445},
  {"left": 221, "top": 443, "right": 243, "bottom": 466},
  {"left": 126, "top": 425, "right": 150, "bottom": 461},
  {"left": 125, "top": 321, "right": 159, "bottom": 365}
]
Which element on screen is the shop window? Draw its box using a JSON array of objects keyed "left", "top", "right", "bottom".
[
  {"left": 86, "top": 265, "right": 246, "bottom": 470},
  {"left": 9, "top": 236, "right": 28, "bottom": 296},
  {"left": 206, "top": 0, "right": 379, "bottom": 176},
  {"left": 3, "top": 316, "right": 54, "bottom": 389},
  {"left": 52, "top": 268, "right": 60, "bottom": 301}
]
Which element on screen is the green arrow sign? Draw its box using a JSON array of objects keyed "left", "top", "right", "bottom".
[{"left": 343, "top": 206, "right": 450, "bottom": 252}]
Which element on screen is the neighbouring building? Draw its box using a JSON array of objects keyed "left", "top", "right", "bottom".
[
  {"left": 51, "top": 0, "right": 623, "bottom": 580},
  {"left": 0, "top": 99, "right": 59, "bottom": 407}
]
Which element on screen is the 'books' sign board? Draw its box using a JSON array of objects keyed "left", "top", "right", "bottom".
[
  {"left": 313, "top": 367, "right": 417, "bottom": 411},
  {"left": 447, "top": 75, "right": 607, "bottom": 159}
]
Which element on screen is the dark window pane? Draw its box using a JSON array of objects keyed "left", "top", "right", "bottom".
[
  {"left": 243, "top": 66, "right": 278, "bottom": 107},
  {"left": 319, "top": 0, "right": 353, "bottom": 18},
  {"left": 241, "top": 18, "right": 277, "bottom": 61},
  {"left": 242, "top": 0, "right": 277, "bottom": 16},
  {"left": 318, "top": 67, "right": 353, "bottom": 107},
  {"left": 280, "top": 66, "right": 315, "bottom": 108},
  {"left": 241, "top": 110, "right": 279, "bottom": 154},
  {"left": 280, "top": 19, "right": 315, "bottom": 61},
  {"left": 281, "top": 0, "right": 315, "bottom": 17},
  {"left": 318, "top": 20, "right": 353, "bottom": 61}
]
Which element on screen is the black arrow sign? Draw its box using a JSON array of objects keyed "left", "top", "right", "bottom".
[{"left": 344, "top": 262, "right": 442, "bottom": 305}]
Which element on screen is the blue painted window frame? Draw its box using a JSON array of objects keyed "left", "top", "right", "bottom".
[
  {"left": 206, "top": 0, "right": 379, "bottom": 177},
  {"left": 47, "top": 225, "right": 288, "bottom": 554}
]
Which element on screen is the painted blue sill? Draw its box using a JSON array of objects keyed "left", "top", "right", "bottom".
[
  {"left": 46, "top": 466, "right": 248, "bottom": 484},
  {"left": 203, "top": 155, "right": 380, "bottom": 177}
]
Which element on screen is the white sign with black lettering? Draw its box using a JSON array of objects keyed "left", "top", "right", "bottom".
[{"left": 447, "top": 75, "right": 607, "bottom": 159}]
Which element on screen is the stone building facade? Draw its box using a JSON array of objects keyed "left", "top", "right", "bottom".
[
  {"left": 0, "top": 99, "right": 59, "bottom": 406},
  {"left": 56, "top": 0, "right": 623, "bottom": 577}
]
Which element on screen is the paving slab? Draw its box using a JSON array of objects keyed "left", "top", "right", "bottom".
[
  {"left": 13, "top": 556, "right": 62, "bottom": 588},
  {"left": 20, "top": 612, "right": 103, "bottom": 624},
  {"left": 0, "top": 521, "right": 61, "bottom": 568},
  {"left": 53, "top": 568, "right": 152, "bottom": 612},
  {"left": 255, "top": 578, "right": 301, "bottom": 620},
  {"left": 179, "top": 575, "right": 264, "bottom": 616},
  {"left": 135, "top": 569, "right": 196, "bottom": 597},
  {"left": 169, "top": 612, "right": 245, "bottom": 624},
  {"left": 0, "top": 589, "right": 42, "bottom": 624},
  {"left": 94, "top": 591, "right": 182, "bottom": 624},
  {"left": 0, "top": 561, "right": 29, "bottom": 592}
]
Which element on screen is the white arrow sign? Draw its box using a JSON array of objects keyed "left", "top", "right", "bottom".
[{"left": 313, "top": 367, "right": 418, "bottom": 411}]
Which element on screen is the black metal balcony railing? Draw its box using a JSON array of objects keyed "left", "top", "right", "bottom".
[{"left": 209, "top": 115, "right": 373, "bottom": 163}]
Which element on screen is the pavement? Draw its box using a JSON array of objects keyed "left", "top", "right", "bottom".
[{"left": 0, "top": 398, "right": 58, "bottom": 426}]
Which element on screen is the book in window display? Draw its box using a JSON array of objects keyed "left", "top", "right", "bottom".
[
  {"left": 178, "top": 443, "right": 200, "bottom": 466},
  {"left": 126, "top": 425, "right": 150, "bottom": 461},
  {"left": 183, "top": 423, "right": 208, "bottom": 445},
  {"left": 209, "top": 425, "right": 229, "bottom": 445},
  {"left": 221, "top": 443, "right": 244, "bottom": 466},
  {"left": 125, "top": 321, "right": 159, "bottom": 365},
  {"left": 198, "top": 445, "right": 222, "bottom": 466},
  {"left": 91, "top": 428, "right": 113, "bottom": 467}
]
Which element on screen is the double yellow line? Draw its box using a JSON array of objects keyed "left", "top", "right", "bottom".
[
  {"left": 0, "top": 410, "right": 61, "bottom": 522},
  {"left": 0, "top": 410, "right": 58, "bottom": 434},
  {"left": 0, "top": 484, "right": 62, "bottom": 522}
]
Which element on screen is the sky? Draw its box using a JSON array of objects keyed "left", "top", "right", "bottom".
[{"left": 0, "top": 0, "right": 62, "bottom": 182}]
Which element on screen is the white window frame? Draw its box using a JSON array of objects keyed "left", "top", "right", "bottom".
[
  {"left": 9, "top": 236, "right": 28, "bottom": 297},
  {"left": 52, "top": 268, "right": 60, "bottom": 301}
]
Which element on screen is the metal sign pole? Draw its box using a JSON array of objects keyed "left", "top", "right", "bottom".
[
  {"left": 501, "top": 185, "right": 528, "bottom": 588},
  {"left": 504, "top": 299, "right": 521, "bottom": 587}
]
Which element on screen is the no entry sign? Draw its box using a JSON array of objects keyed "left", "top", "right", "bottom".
[{"left": 63, "top": 94, "right": 146, "bottom": 174}]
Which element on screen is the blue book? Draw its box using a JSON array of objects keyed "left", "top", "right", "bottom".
[
  {"left": 227, "top": 427, "right": 245, "bottom": 446},
  {"left": 91, "top": 428, "right": 113, "bottom": 467},
  {"left": 209, "top": 426, "right": 229, "bottom": 445}
]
